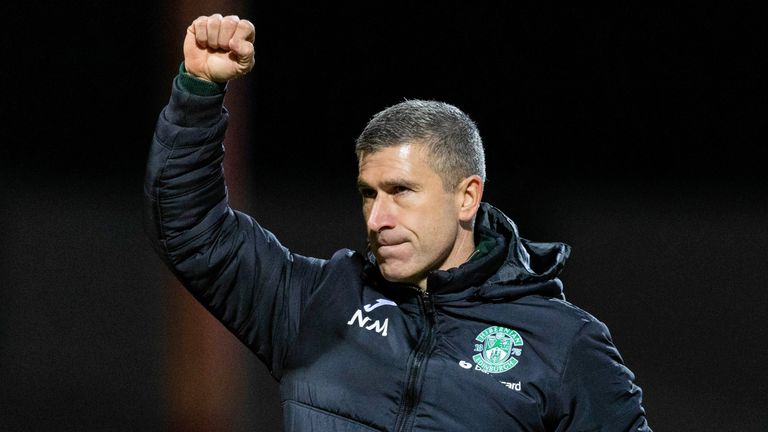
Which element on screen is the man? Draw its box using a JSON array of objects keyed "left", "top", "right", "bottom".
[{"left": 145, "top": 13, "right": 651, "bottom": 431}]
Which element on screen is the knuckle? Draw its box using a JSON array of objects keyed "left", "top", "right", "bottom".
[
  {"left": 221, "top": 18, "right": 237, "bottom": 29},
  {"left": 192, "top": 16, "right": 206, "bottom": 27}
]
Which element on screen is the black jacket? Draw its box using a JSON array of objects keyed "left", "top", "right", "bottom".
[{"left": 144, "top": 77, "right": 651, "bottom": 431}]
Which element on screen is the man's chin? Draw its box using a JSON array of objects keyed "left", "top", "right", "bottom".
[{"left": 379, "top": 264, "right": 420, "bottom": 287}]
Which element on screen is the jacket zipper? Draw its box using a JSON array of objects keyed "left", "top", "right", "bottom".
[{"left": 394, "top": 290, "right": 436, "bottom": 432}]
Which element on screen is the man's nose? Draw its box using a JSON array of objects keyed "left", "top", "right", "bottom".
[{"left": 367, "top": 196, "right": 395, "bottom": 233}]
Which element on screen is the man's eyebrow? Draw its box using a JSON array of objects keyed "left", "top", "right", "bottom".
[{"left": 356, "top": 178, "right": 419, "bottom": 190}]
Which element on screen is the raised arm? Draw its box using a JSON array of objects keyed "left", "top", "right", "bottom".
[{"left": 143, "top": 14, "right": 324, "bottom": 378}]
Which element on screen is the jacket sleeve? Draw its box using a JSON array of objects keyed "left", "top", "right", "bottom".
[
  {"left": 143, "top": 77, "right": 325, "bottom": 379},
  {"left": 554, "top": 319, "right": 652, "bottom": 431}
]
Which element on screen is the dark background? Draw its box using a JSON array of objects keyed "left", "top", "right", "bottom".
[{"left": 3, "top": 3, "right": 767, "bottom": 431}]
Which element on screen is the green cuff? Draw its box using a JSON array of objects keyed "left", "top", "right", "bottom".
[{"left": 177, "top": 62, "right": 227, "bottom": 96}]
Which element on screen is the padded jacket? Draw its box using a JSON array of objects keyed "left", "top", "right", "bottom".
[{"left": 144, "top": 77, "right": 651, "bottom": 431}]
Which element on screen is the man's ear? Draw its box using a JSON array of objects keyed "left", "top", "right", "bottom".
[{"left": 456, "top": 175, "right": 484, "bottom": 223}]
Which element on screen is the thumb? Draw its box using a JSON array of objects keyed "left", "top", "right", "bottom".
[
  {"left": 229, "top": 38, "right": 253, "bottom": 58},
  {"left": 229, "top": 37, "right": 255, "bottom": 70}
]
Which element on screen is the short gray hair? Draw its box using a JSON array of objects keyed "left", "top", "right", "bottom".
[{"left": 355, "top": 99, "right": 486, "bottom": 190}]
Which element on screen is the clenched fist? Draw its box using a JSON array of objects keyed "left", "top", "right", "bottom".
[{"left": 183, "top": 14, "right": 255, "bottom": 83}]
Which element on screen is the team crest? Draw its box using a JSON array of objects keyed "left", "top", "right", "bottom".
[{"left": 472, "top": 326, "right": 523, "bottom": 374}]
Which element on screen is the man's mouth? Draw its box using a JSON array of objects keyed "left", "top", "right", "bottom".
[{"left": 374, "top": 240, "right": 407, "bottom": 257}]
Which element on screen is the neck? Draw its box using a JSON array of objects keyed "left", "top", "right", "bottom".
[{"left": 416, "top": 228, "right": 476, "bottom": 290}]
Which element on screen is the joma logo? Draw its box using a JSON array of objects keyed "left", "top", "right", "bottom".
[{"left": 347, "top": 309, "right": 389, "bottom": 336}]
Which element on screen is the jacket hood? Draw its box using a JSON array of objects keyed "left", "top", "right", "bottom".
[{"left": 366, "top": 202, "right": 571, "bottom": 301}]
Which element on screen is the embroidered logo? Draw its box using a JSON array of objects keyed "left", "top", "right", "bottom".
[
  {"left": 363, "top": 298, "right": 397, "bottom": 312},
  {"left": 347, "top": 298, "right": 397, "bottom": 337},
  {"left": 472, "top": 326, "right": 523, "bottom": 374}
]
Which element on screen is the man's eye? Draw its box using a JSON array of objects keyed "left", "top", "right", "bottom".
[
  {"left": 360, "top": 189, "right": 376, "bottom": 198},
  {"left": 393, "top": 186, "right": 410, "bottom": 194}
]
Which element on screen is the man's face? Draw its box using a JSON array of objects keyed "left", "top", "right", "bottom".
[{"left": 357, "top": 143, "right": 466, "bottom": 288}]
